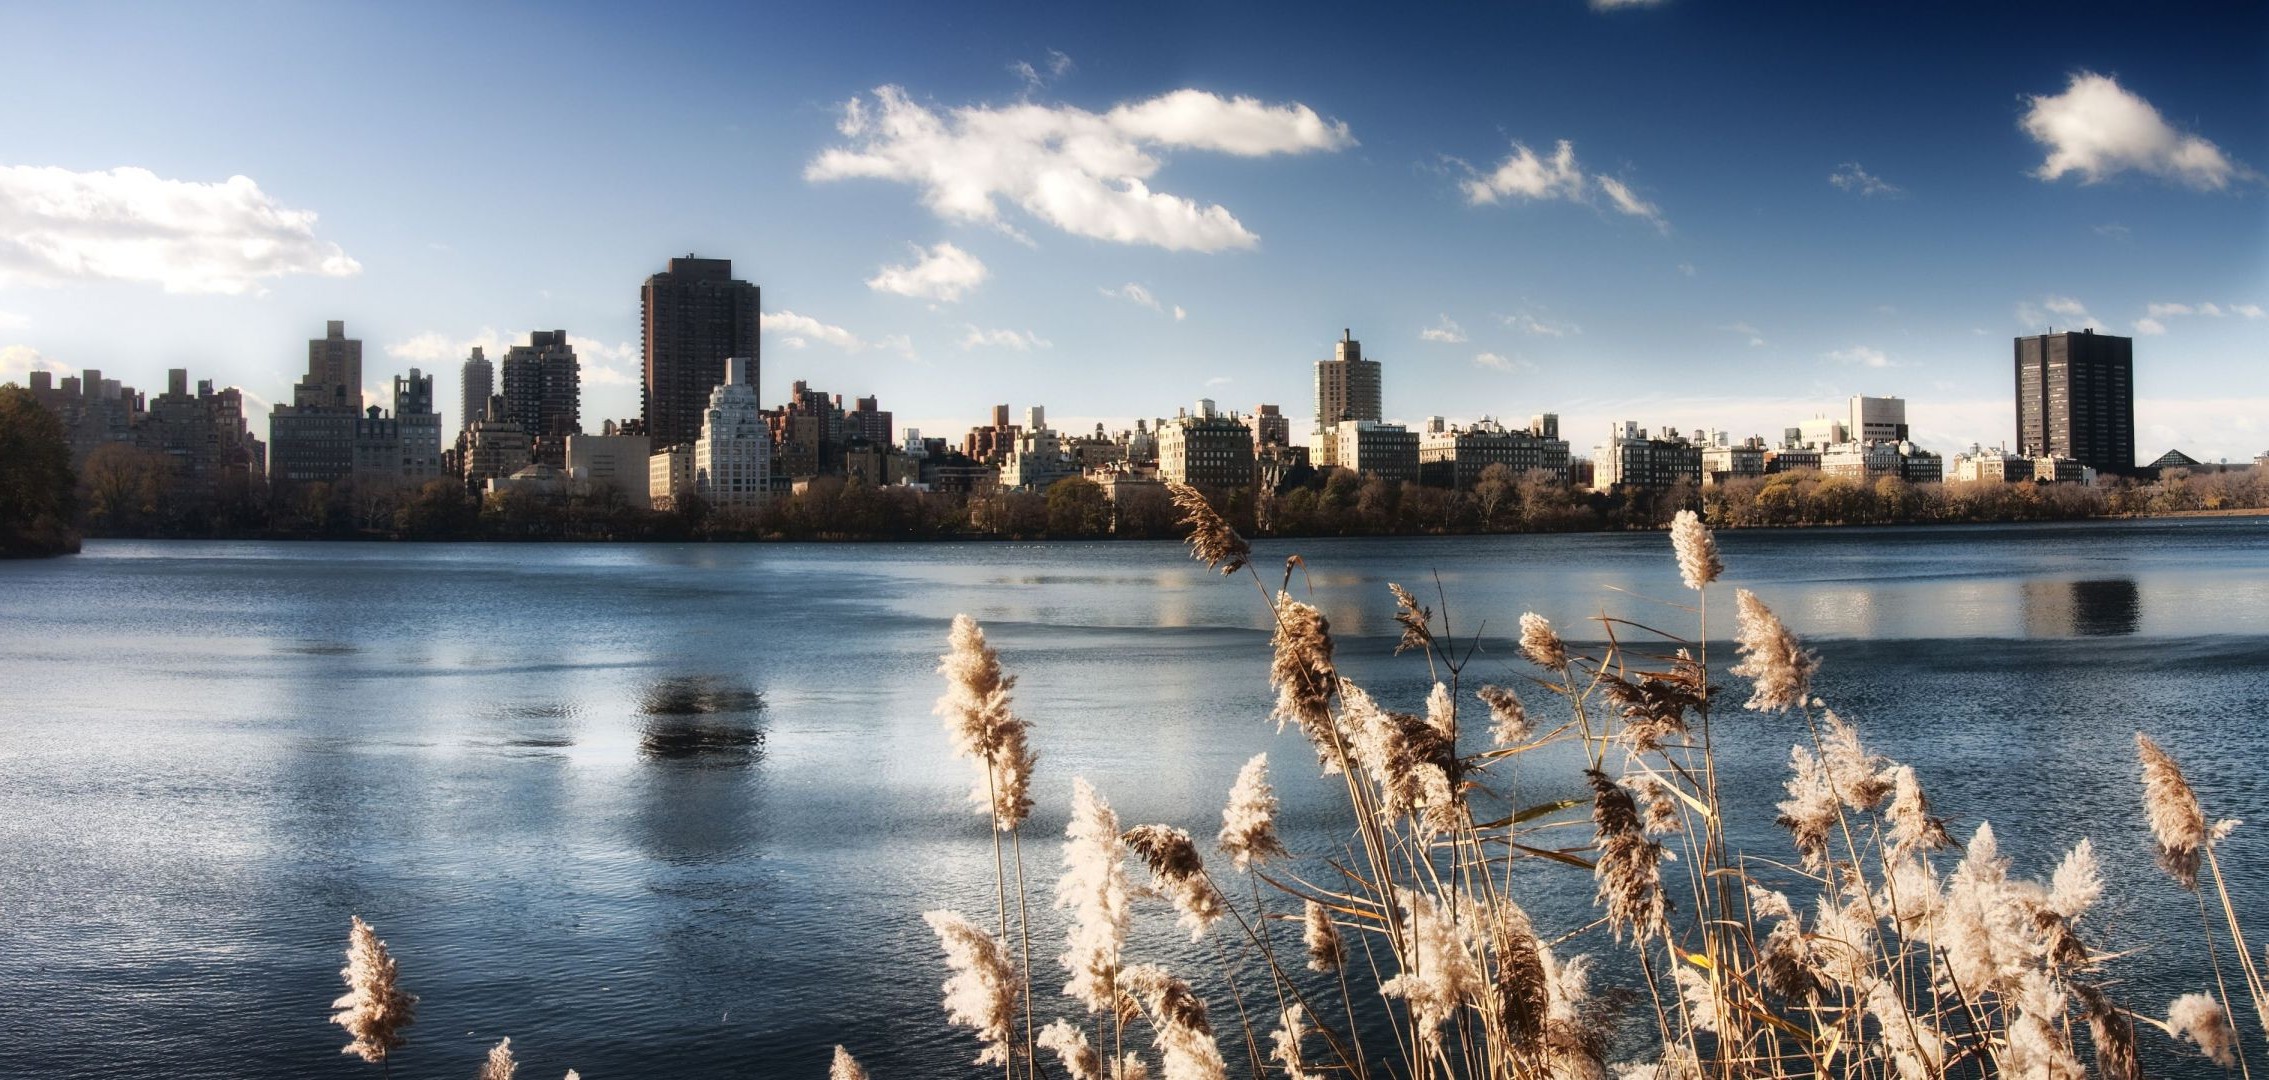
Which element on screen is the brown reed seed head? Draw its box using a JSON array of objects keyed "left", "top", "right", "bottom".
[
  {"left": 1587, "top": 769, "right": 1669, "bottom": 941},
  {"left": 1267, "top": 592, "right": 1342, "bottom": 770},
  {"left": 1037, "top": 1020, "right": 1101, "bottom": 1080},
  {"left": 477, "top": 1037, "right": 516, "bottom": 1080},
  {"left": 1119, "top": 964, "right": 1228, "bottom": 1080},
  {"left": 1670, "top": 509, "right": 1723, "bottom": 591},
  {"left": 934, "top": 614, "right": 1035, "bottom": 830},
  {"left": 1165, "top": 481, "right": 1250, "bottom": 576},
  {"left": 1477, "top": 684, "right": 1530, "bottom": 746},
  {"left": 2073, "top": 983, "right": 2141, "bottom": 1080},
  {"left": 1519, "top": 611, "right": 1569, "bottom": 672},
  {"left": 2135, "top": 732, "right": 2208, "bottom": 890},
  {"left": 1303, "top": 900, "right": 1343, "bottom": 972},
  {"left": 1728, "top": 589, "right": 1817, "bottom": 712},
  {"left": 1057, "top": 778, "right": 1132, "bottom": 1015},
  {"left": 1389, "top": 582, "right": 1433, "bottom": 654},
  {"left": 1378, "top": 889, "right": 1488, "bottom": 1052},
  {"left": 1486, "top": 900, "right": 1550, "bottom": 1048},
  {"left": 923, "top": 910, "right": 1021, "bottom": 1067},
  {"left": 1217, "top": 753, "right": 1287, "bottom": 871},
  {"left": 330, "top": 915, "right": 417, "bottom": 1064},
  {"left": 2169, "top": 992, "right": 2238, "bottom": 1068},
  {"left": 1123, "top": 824, "right": 1225, "bottom": 939},
  {"left": 829, "top": 1045, "right": 870, "bottom": 1080}
]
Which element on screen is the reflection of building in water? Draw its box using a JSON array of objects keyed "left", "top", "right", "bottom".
[{"left": 2022, "top": 578, "right": 2141, "bottom": 637}]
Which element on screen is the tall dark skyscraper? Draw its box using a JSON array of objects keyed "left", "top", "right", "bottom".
[
  {"left": 459, "top": 346, "right": 492, "bottom": 439},
  {"left": 642, "top": 256, "right": 761, "bottom": 450},
  {"left": 2015, "top": 329, "right": 2135, "bottom": 475},
  {"left": 502, "top": 330, "right": 581, "bottom": 440}
]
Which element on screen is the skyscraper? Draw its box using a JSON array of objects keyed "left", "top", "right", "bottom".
[
  {"left": 695, "top": 357, "right": 769, "bottom": 508},
  {"left": 459, "top": 347, "right": 492, "bottom": 439},
  {"left": 295, "top": 320, "right": 362, "bottom": 410},
  {"left": 1313, "top": 329, "right": 1381, "bottom": 467},
  {"left": 643, "top": 255, "right": 761, "bottom": 450},
  {"left": 2015, "top": 329, "right": 2134, "bottom": 476},
  {"left": 394, "top": 369, "right": 444, "bottom": 480},
  {"left": 270, "top": 320, "right": 365, "bottom": 484},
  {"left": 502, "top": 330, "right": 581, "bottom": 462}
]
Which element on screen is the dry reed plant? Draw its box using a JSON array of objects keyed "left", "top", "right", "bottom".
[
  {"left": 888, "top": 492, "right": 2269, "bottom": 1080},
  {"left": 331, "top": 915, "right": 416, "bottom": 1069}
]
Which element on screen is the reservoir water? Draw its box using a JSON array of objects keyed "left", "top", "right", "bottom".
[{"left": 3, "top": 518, "right": 2267, "bottom": 1078}]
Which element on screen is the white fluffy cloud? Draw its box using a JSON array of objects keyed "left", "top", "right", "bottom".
[
  {"left": 1829, "top": 162, "right": 1903, "bottom": 197},
  {"left": 1, "top": 343, "right": 70, "bottom": 384},
  {"left": 959, "top": 326, "right": 1050, "bottom": 351},
  {"left": 2022, "top": 72, "right": 2250, "bottom": 190},
  {"left": 806, "top": 85, "right": 1353, "bottom": 252},
  {"left": 1419, "top": 315, "right": 1467, "bottom": 343},
  {"left": 1473, "top": 351, "right": 1530, "bottom": 371},
  {"left": 2135, "top": 299, "right": 2265, "bottom": 335},
  {"left": 1101, "top": 282, "right": 1184, "bottom": 320},
  {"left": 2133, "top": 317, "right": 2167, "bottom": 336},
  {"left": 1825, "top": 345, "right": 1897, "bottom": 369},
  {"left": 867, "top": 241, "right": 988, "bottom": 302},
  {"left": 761, "top": 310, "right": 866, "bottom": 351},
  {"left": 1460, "top": 139, "right": 1665, "bottom": 228},
  {"left": 2015, "top": 296, "right": 2104, "bottom": 331},
  {"left": 0, "top": 165, "right": 360, "bottom": 294}
]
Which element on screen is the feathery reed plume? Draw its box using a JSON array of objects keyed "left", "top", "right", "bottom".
[
  {"left": 2074, "top": 982, "right": 2142, "bottom": 1080},
  {"left": 935, "top": 614, "right": 1035, "bottom": 830},
  {"left": 1477, "top": 684, "right": 1530, "bottom": 746},
  {"left": 1588, "top": 769, "right": 1668, "bottom": 941},
  {"left": 1519, "top": 611, "right": 1569, "bottom": 673},
  {"left": 566, "top": 1072, "right": 580, "bottom": 1080},
  {"left": 1120, "top": 963, "right": 1229, "bottom": 1080},
  {"left": 1673, "top": 966, "right": 1722, "bottom": 1034},
  {"left": 1038, "top": 1019, "right": 1101, "bottom": 1080},
  {"left": 1389, "top": 582, "right": 1434, "bottom": 655},
  {"left": 1669, "top": 509, "right": 1722, "bottom": 591},
  {"left": 1303, "top": 900, "right": 1343, "bottom": 972},
  {"left": 1816, "top": 710, "right": 1892, "bottom": 810},
  {"left": 2136, "top": 732, "right": 2208, "bottom": 890},
  {"left": 2007, "top": 974, "right": 2086, "bottom": 1080},
  {"left": 1728, "top": 589, "right": 1817, "bottom": 712},
  {"left": 2047, "top": 837, "right": 2104, "bottom": 921},
  {"left": 1378, "top": 888, "right": 1487, "bottom": 1052},
  {"left": 1776, "top": 745, "right": 1840, "bottom": 872},
  {"left": 1340, "top": 679, "right": 1460, "bottom": 830},
  {"left": 1598, "top": 662, "right": 1702, "bottom": 753},
  {"left": 1124, "top": 824, "right": 1225, "bottom": 940},
  {"left": 1627, "top": 771, "right": 1684, "bottom": 836},
  {"left": 1269, "top": 1004, "right": 1322, "bottom": 1080},
  {"left": 1166, "top": 481, "right": 1249, "bottom": 576},
  {"left": 830, "top": 1046, "right": 869, "bottom": 1080},
  {"left": 1485, "top": 898, "right": 1550, "bottom": 1048},
  {"left": 330, "top": 915, "right": 417, "bottom": 1065},
  {"left": 478, "top": 1037, "right": 516, "bottom": 1080},
  {"left": 1541, "top": 950, "right": 1611, "bottom": 1080},
  {"left": 2169, "top": 991, "right": 2238, "bottom": 1068},
  {"left": 1057, "top": 779, "right": 1133, "bottom": 1014},
  {"left": 923, "top": 910, "right": 1021, "bottom": 1066},
  {"left": 1864, "top": 977, "right": 1949, "bottom": 1080},
  {"left": 1884, "top": 764, "right": 1955, "bottom": 858},
  {"left": 1216, "top": 753, "right": 1286, "bottom": 872},
  {"left": 1266, "top": 592, "right": 1343, "bottom": 773}
]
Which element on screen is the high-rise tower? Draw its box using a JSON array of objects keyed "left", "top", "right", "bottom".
[
  {"left": 502, "top": 331, "right": 582, "bottom": 442},
  {"left": 642, "top": 256, "right": 761, "bottom": 450},
  {"left": 459, "top": 347, "right": 492, "bottom": 439},
  {"left": 2015, "top": 329, "right": 2134, "bottom": 476},
  {"left": 1313, "top": 329, "right": 1382, "bottom": 467}
]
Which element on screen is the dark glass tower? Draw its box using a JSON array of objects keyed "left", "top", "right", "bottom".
[
  {"left": 2015, "top": 329, "right": 2134, "bottom": 476},
  {"left": 642, "top": 256, "right": 761, "bottom": 450}
]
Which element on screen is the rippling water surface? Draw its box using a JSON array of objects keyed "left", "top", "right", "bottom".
[{"left": 3, "top": 518, "right": 2267, "bottom": 1078}]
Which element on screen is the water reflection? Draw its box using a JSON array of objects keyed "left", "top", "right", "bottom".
[
  {"left": 638, "top": 676, "right": 767, "bottom": 764},
  {"left": 2022, "top": 578, "right": 2142, "bottom": 637}
]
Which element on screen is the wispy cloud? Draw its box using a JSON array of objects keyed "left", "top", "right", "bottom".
[
  {"left": 1824, "top": 344, "right": 1898, "bottom": 369},
  {"left": 2022, "top": 71, "right": 2251, "bottom": 190},
  {"left": 1499, "top": 312, "right": 1580, "bottom": 338},
  {"left": 1829, "top": 162, "right": 1903, "bottom": 197},
  {"left": 1418, "top": 315, "right": 1467, "bottom": 343},
  {"left": 1100, "top": 282, "right": 1185, "bottom": 320},
  {"left": 1717, "top": 321, "right": 1766, "bottom": 347},
  {"left": 1473, "top": 351, "right": 1530, "bottom": 371},
  {"left": 761, "top": 310, "right": 911, "bottom": 357},
  {"left": 386, "top": 329, "right": 639, "bottom": 387},
  {"left": 867, "top": 241, "right": 988, "bottom": 303},
  {"left": 807, "top": 85, "right": 1353, "bottom": 252},
  {"left": 1457, "top": 139, "right": 1667, "bottom": 229},
  {"left": 2135, "top": 299, "right": 2265, "bottom": 334},
  {"left": 0, "top": 343, "right": 71, "bottom": 384},
  {"left": 0, "top": 164, "right": 360, "bottom": 294},
  {"left": 2015, "top": 295, "right": 2104, "bottom": 331},
  {"left": 959, "top": 326, "right": 1051, "bottom": 351}
]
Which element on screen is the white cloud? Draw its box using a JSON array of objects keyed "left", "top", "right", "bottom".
[
  {"left": 2094, "top": 223, "right": 2130, "bottom": 238},
  {"left": 2134, "top": 317, "right": 2167, "bottom": 336},
  {"left": 1677, "top": 262, "right": 1696, "bottom": 277},
  {"left": 0, "top": 165, "right": 360, "bottom": 294},
  {"left": 1, "top": 343, "right": 70, "bottom": 384},
  {"left": 1459, "top": 139, "right": 1666, "bottom": 228},
  {"left": 1717, "top": 321, "right": 1766, "bottom": 346},
  {"left": 1205, "top": 375, "right": 1233, "bottom": 386},
  {"left": 1825, "top": 345, "right": 1897, "bottom": 369},
  {"left": 2014, "top": 296, "right": 2104, "bottom": 331},
  {"left": 1419, "top": 315, "right": 1467, "bottom": 344},
  {"left": 2146, "top": 302, "right": 2193, "bottom": 318},
  {"left": 1101, "top": 282, "right": 1185, "bottom": 320},
  {"left": 806, "top": 85, "right": 1353, "bottom": 252},
  {"left": 1502, "top": 313, "right": 1580, "bottom": 338},
  {"left": 2022, "top": 72, "right": 2250, "bottom": 190},
  {"left": 761, "top": 310, "right": 867, "bottom": 351},
  {"left": 866, "top": 241, "right": 988, "bottom": 302},
  {"left": 386, "top": 329, "right": 638, "bottom": 388},
  {"left": 2237, "top": 304, "right": 2266, "bottom": 319},
  {"left": 1473, "top": 351, "right": 1530, "bottom": 371},
  {"left": 959, "top": 326, "right": 1051, "bottom": 351},
  {"left": 2136, "top": 299, "right": 2264, "bottom": 333},
  {"left": 1829, "top": 162, "right": 1903, "bottom": 197},
  {"left": 2043, "top": 296, "right": 2089, "bottom": 318}
]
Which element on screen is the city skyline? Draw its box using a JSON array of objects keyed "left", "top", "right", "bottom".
[{"left": 0, "top": 1, "right": 2263, "bottom": 462}]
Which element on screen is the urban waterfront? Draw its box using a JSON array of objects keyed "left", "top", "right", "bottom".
[{"left": 2, "top": 518, "right": 2266, "bottom": 1077}]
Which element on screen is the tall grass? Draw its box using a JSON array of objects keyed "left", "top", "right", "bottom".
[{"left": 889, "top": 483, "right": 2265, "bottom": 1079}]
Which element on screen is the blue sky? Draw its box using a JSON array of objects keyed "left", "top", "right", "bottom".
[{"left": 1, "top": 0, "right": 2263, "bottom": 463}]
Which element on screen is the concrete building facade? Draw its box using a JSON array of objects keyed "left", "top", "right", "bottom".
[
  {"left": 1312, "top": 330, "right": 1382, "bottom": 467},
  {"left": 2016, "top": 329, "right": 2135, "bottom": 476},
  {"left": 1593, "top": 422, "right": 1704, "bottom": 490},
  {"left": 565, "top": 425, "right": 654, "bottom": 508},
  {"left": 1417, "top": 417, "right": 1570, "bottom": 488},
  {"left": 501, "top": 331, "right": 581, "bottom": 462},
  {"left": 694, "top": 357, "right": 769, "bottom": 509},
  {"left": 1336, "top": 420, "right": 1421, "bottom": 483},
  {"left": 643, "top": 255, "right": 761, "bottom": 451},
  {"left": 1159, "top": 400, "right": 1256, "bottom": 489},
  {"left": 458, "top": 347, "right": 492, "bottom": 439}
]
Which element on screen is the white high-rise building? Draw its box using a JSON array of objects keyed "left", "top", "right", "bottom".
[{"left": 694, "top": 357, "right": 769, "bottom": 508}]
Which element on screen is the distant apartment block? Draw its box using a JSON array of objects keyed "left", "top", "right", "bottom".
[
  {"left": 1849, "top": 395, "right": 1909, "bottom": 443},
  {"left": 1418, "top": 415, "right": 1569, "bottom": 488},
  {"left": 649, "top": 444, "right": 694, "bottom": 510},
  {"left": 1701, "top": 439, "right": 1767, "bottom": 486},
  {"left": 1252, "top": 403, "right": 1291, "bottom": 448},
  {"left": 1336, "top": 420, "right": 1421, "bottom": 484},
  {"left": 502, "top": 330, "right": 581, "bottom": 464},
  {"left": 644, "top": 255, "right": 761, "bottom": 450},
  {"left": 1312, "top": 329, "right": 1381, "bottom": 467},
  {"left": 394, "top": 369, "right": 444, "bottom": 480},
  {"left": 269, "top": 320, "right": 366, "bottom": 485},
  {"left": 695, "top": 357, "right": 769, "bottom": 509},
  {"left": 1159, "top": 400, "right": 1256, "bottom": 489},
  {"left": 565, "top": 424, "right": 654, "bottom": 508},
  {"left": 1594, "top": 422, "right": 1703, "bottom": 489},
  {"left": 2016, "top": 329, "right": 2134, "bottom": 476},
  {"left": 462, "top": 395, "right": 532, "bottom": 493}
]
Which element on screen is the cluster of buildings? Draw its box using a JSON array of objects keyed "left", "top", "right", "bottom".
[{"left": 14, "top": 243, "right": 2203, "bottom": 523}]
